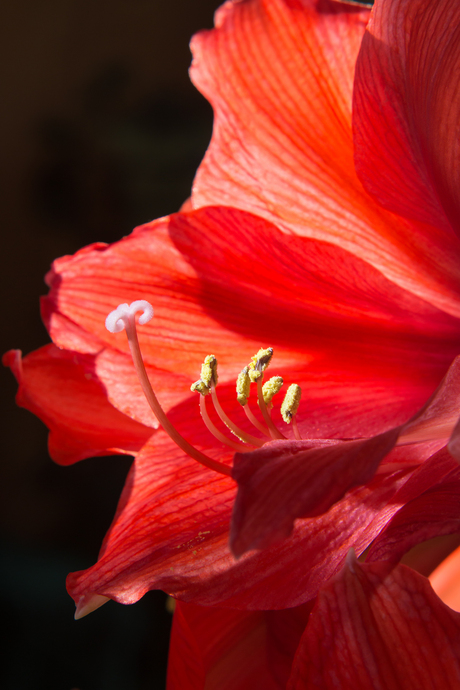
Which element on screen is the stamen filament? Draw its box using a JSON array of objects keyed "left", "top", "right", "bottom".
[
  {"left": 107, "top": 302, "right": 232, "bottom": 477},
  {"left": 257, "top": 378, "right": 286, "bottom": 440},
  {"left": 199, "top": 395, "right": 249, "bottom": 452},
  {"left": 243, "top": 404, "right": 271, "bottom": 437},
  {"left": 210, "top": 386, "right": 265, "bottom": 447},
  {"left": 292, "top": 415, "right": 302, "bottom": 441}
]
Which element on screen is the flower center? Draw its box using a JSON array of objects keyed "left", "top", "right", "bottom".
[{"left": 105, "top": 300, "right": 302, "bottom": 476}]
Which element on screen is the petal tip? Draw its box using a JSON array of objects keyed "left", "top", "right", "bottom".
[
  {"left": 74, "top": 594, "right": 111, "bottom": 620},
  {"left": 345, "top": 547, "right": 358, "bottom": 574}
]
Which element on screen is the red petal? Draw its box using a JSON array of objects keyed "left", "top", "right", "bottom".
[
  {"left": 354, "top": 0, "right": 460, "bottom": 236},
  {"left": 288, "top": 557, "right": 460, "bottom": 689},
  {"left": 167, "top": 601, "right": 313, "bottom": 690},
  {"left": 399, "top": 355, "right": 460, "bottom": 444},
  {"left": 167, "top": 602, "right": 279, "bottom": 690},
  {"left": 230, "top": 351, "right": 460, "bottom": 558},
  {"left": 191, "top": 0, "right": 460, "bottom": 316},
  {"left": 367, "top": 448, "right": 460, "bottom": 564},
  {"left": 448, "top": 415, "right": 460, "bottom": 462},
  {"left": 3, "top": 346, "right": 152, "bottom": 465},
  {"left": 230, "top": 429, "right": 401, "bottom": 556},
  {"left": 191, "top": 0, "right": 368, "bottom": 226},
  {"left": 43, "top": 206, "right": 460, "bottom": 437},
  {"left": 66, "top": 432, "right": 422, "bottom": 611}
]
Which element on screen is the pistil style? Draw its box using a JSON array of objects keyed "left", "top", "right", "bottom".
[{"left": 105, "top": 301, "right": 232, "bottom": 477}]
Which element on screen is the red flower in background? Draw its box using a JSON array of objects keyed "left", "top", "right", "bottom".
[{"left": 4, "top": 0, "right": 460, "bottom": 652}]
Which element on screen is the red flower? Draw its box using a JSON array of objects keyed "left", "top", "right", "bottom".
[{"left": 4, "top": 0, "right": 460, "bottom": 625}]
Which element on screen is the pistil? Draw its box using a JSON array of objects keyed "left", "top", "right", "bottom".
[{"left": 105, "top": 301, "right": 232, "bottom": 477}]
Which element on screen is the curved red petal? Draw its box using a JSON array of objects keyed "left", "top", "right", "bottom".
[
  {"left": 367, "top": 448, "right": 460, "bottom": 564},
  {"left": 191, "top": 0, "right": 367, "bottom": 226},
  {"left": 230, "top": 429, "right": 400, "bottom": 556},
  {"left": 354, "top": 0, "right": 460, "bottom": 236},
  {"left": 66, "top": 433, "right": 429, "bottom": 611},
  {"left": 167, "top": 602, "right": 279, "bottom": 690},
  {"left": 289, "top": 558, "right": 460, "bottom": 689},
  {"left": 3, "top": 346, "right": 152, "bottom": 465},
  {"left": 191, "top": 0, "right": 460, "bottom": 316},
  {"left": 399, "top": 355, "right": 460, "bottom": 444}
]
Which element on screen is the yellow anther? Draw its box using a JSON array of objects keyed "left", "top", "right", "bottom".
[
  {"left": 236, "top": 367, "right": 251, "bottom": 406},
  {"left": 248, "top": 347, "right": 274, "bottom": 382},
  {"left": 280, "top": 384, "right": 301, "bottom": 423},
  {"left": 201, "top": 355, "right": 218, "bottom": 388},
  {"left": 191, "top": 380, "right": 210, "bottom": 396},
  {"left": 262, "top": 376, "right": 283, "bottom": 407}
]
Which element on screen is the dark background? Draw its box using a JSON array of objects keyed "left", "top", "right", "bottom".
[{"left": 1, "top": 2, "right": 221, "bottom": 689}]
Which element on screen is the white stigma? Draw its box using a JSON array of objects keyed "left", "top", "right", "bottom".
[{"left": 105, "top": 300, "right": 154, "bottom": 333}]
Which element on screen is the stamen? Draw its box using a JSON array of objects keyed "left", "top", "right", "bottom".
[
  {"left": 236, "top": 366, "right": 270, "bottom": 436},
  {"left": 244, "top": 404, "right": 271, "bottom": 436},
  {"left": 191, "top": 372, "right": 248, "bottom": 451},
  {"left": 198, "top": 395, "right": 248, "bottom": 452},
  {"left": 105, "top": 301, "right": 232, "bottom": 477},
  {"left": 248, "top": 347, "right": 273, "bottom": 382},
  {"left": 201, "top": 355, "right": 218, "bottom": 388},
  {"left": 193, "top": 355, "right": 265, "bottom": 447},
  {"left": 236, "top": 367, "right": 251, "bottom": 406},
  {"left": 262, "top": 376, "right": 284, "bottom": 408},
  {"left": 210, "top": 384, "right": 265, "bottom": 447},
  {"left": 191, "top": 380, "right": 210, "bottom": 396},
  {"left": 256, "top": 377, "right": 286, "bottom": 440},
  {"left": 281, "top": 384, "right": 302, "bottom": 425},
  {"left": 292, "top": 415, "right": 302, "bottom": 441}
]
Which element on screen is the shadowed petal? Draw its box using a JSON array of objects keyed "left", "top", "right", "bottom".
[
  {"left": 367, "top": 448, "right": 460, "bottom": 564},
  {"left": 399, "top": 354, "right": 460, "bottom": 445},
  {"left": 167, "top": 602, "right": 279, "bottom": 690},
  {"left": 167, "top": 600, "right": 314, "bottom": 689},
  {"left": 230, "top": 429, "right": 400, "bottom": 556},
  {"left": 2, "top": 346, "right": 152, "bottom": 465},
  {"left": 288, "top": 557, "right": 460, "bottom": 689}
]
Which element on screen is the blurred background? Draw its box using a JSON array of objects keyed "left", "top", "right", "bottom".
[{"left": 1, "top": 2, "right": 221, "bottom": 688}]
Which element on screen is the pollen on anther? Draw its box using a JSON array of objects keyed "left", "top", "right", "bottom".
[
  {"left": 248, "top": 347, "right": 273, "bottom": 382},
  {"left": 191, "top": 380, "right": 210, "bottom": 396},
  {"left": 236, "top": 367, "right": 251, "bottom": 405},
  {"left": 280, "top": 384, "right": 301, "bottom": 423},
  {"left": 201, "top": 355, "right": 218, "bottom": 388},
  {"left": 262, "top": 376, "right": 283, "bottom": 406}
]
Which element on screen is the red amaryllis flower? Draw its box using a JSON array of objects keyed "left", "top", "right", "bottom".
[{"left": 4, "top": 0, "right": 460, "bottom": 623}]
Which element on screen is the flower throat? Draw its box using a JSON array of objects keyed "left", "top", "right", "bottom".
[{"left": 105, "top": 300, "right": 302, "bottom": 477}]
